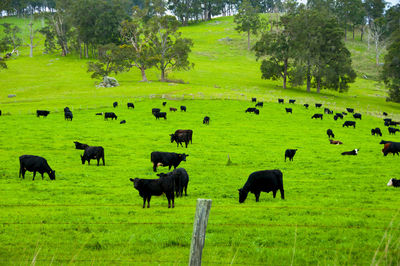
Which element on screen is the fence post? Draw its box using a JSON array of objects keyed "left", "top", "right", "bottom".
[{"left": 189, "top": 199, "right": 212, "bottom": 266}]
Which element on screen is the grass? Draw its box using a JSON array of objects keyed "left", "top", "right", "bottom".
[{"left": 0, "top": 15, "right": 400, "bottom": 265}]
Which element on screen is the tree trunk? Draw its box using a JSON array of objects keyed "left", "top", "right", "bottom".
[
  {"left": 140, "top": 67, "right": 148, "bottom": 82},
  {"left": 344, "top": 20, "right": 347, "bottom": 41},
  {"left": 247, "top": 31, "right": 250, "bottom": 51},
  {"left": 361, "top": 26, "right": 364, "bottom": 42},
  {"left": 29, "top": 22, "right": 34, "bottom": 58},
  {"left": 316, "top": 77, "right": 321, "bottom": 93},
  {"left": 283, "top": 59, "right": 287, "bottom": 89},
  {"left": 160, "top": 68, "right": 166, "bottom": 82},
  {"left": 352, "top": 24, "right": 355, "bottom": 41},
  {"left": 306, "top": 63, "right": 311, "bottom": 93}
]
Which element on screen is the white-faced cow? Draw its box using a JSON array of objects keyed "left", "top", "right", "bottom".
[
  {"left": 387, "top": 178, "right": 400, "bottom": 187},
  {"left": 19, "top": 155, "right": 55, "bottom": 180},
  {"left": 238, "top": 170, "right": 284, "bottom": 203},
  {"left": 341, "top": 149, "right": 358, "bottom": 155}
]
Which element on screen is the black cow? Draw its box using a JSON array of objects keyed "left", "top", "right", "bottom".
[
  {"left": 130, "top": 175, "right": 175, "bottom": 208},
  {"left": 157, "top": 168, "right": 189, "bottom": 197},
  {"left": 285, "top": 149, "right": 297, "bottom": 161},
  {"left": 113, "top": 102, "right": 118, "bottom": 108},
  {"left": 64, "top": 107, "right": 70, "bottom": 113},
  {"left": 353, "top": 113, "right": 362, "bottom": 120},
  {"left": 170, "top": 129, "right": 193, "bottom": 148},
  {"left": 203, "top": 116, "right": 210, "bottom": 124},
  {"left": 341, "top": 149, "right": 358, "bottom": 155},
  {"left": 180, "top": 106, "right": 186, "bottom": 112},
  {"left": 371, "top": 128, "right": 382, "bottom": 136},
  {"left": 104, "top": 112, "right": 117, "bottom": 120},
  {"left": 342, "top": 112, "right": 347, "bottom": 115},
  {"left": 163, "top": 102, "right": 167, "bottom": 106},
  {"left": 335, "top": 113, "right": 344, "bottom": 119},
  {"left": 74, "top": 141, "right": 89, "bottom": 150},
  {"left": 151, "top": 152, "right": 188, "bottom": 172},
  {"left": 285, "top": 108, "right": 292, "bottom": 114},
  {"left": 255, "top": 109, "right": 260, "bottom": 115},
  {"left": 380, "top": 140, "right": 393, "bottom": 145},
  {"left": 383, "top": 112, "right": 388, "bottom": 116},
  {"left": 64, "top": 111, "right": 73, "bottom": 121},
  {"left": 334, "top": 115, "right": 338, "bottom": 121},
  {"left": 327, "top": 129, "right": 335, "bottom": 138},
  {"left": 324, "top": 108, "right": 333, "bottom": 114},
  {"left": 245, "top": 108, "right": 257, "bottom": 113},
  {"left": 304, "top": 104, "right": 309, "bottom": 109},
  {"left": 0, "top": 110, "right": 2, "bottom": 116},
  {"left": 346, "top": 108, "right": 354, "bottom": 113},
  {"left": 170, "top": 107, "right": 177, "bottom": 112},
  {"left": 154, "top": 112, "right": 167, "bottom": 120},
  {"left": 96, "top": 112, "right": 103, "bottom": 116},
  {"left": 315, "top": 103, "right": 322, "bottom": 108},
  {"left": 278, "top": 99, "right": 284, "bottom": 104},
  {"left": 238, "top": 170, "right": 284, "bottom": 203},
  {"left": 81, "top": 146, "right": 105, "bottom": 166},
  {"left": 382, "top": 142, "right": 400, "bottom": 156},
  {"left": 255, "top": 102, "right": 263, "bottom": 107},
  {"left": 343, "top": 121, "right": 356, "bottom": 128},
  {"left": 120, "top": 120, "right": 126, "bottom": 124},
  {"left": 127, "top": 103, "right": 134, "bottom": 109},
  {"left": 252, "top": 98, "right": 257, "bottom": 102},
  {"left": 289, "top": 99, "right": 296, "bottom": 104},
  {"left": 152, "top": 108, "right": 161, "bottom": 114},
  {"left": 36, "top": 110, "right": 50, "bottom": 117},
  {"left": 19, "top": 155, "right": 55, "bottom": 180},
  {"left": 387, "top": 178, "right": 400, "bottom": 187},
  {"left": 311, "top": 114, "right": 323, "bottom": 119},
  {"left": 388, "top": 127, "right": 400, "bottom": 135}
]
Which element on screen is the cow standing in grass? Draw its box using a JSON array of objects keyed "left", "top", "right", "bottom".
[
  {"left": 19, "top": 155, "right": 55, "bottom": 180},
  {"left": 239, "top": 170, "right": 284, "bottom": 202},
  {"left": 81, "top": 146, "right": 105, "bottom": 166}
]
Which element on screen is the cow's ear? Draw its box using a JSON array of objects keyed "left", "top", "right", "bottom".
[{"left": 129, "top": 178, "right": 134, "bottom": 182}]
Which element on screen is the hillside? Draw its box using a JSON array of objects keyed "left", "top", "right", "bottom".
[{"left": 0, "top": 16, "right": 399, "bottom": 116}]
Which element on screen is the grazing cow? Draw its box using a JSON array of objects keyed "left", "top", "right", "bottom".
[
  {"left": 245, "top": 108, "right": 257, "bottom": 113},
  {"left": 343, "top": 121, "right": 356, "bottom": 128},
  {"left": 327, "top": 129, "right": 335, "bottom": 138},
  {"left": 150, "top": 152, "right": 188, "bottom": 172},
  {"left": 36, "top": 110, "right": 50, "bottom": 117},
  {"left": 304, "top": 104, "right": 309, "bottom": 109},
  {"left": 127, "top": 103, "right": 134, "bottom": 109},
  {"left": 104, "top": 112, "right": 117, "bottom": 120},
  {"left": 238, "top": 170, "right": 284, "bottom": 203},
  {"left": 175, "top": 129, "right": 193, "bottom": 143},
  {"left": 163, "top": 102, "right": 167, "bottom": 106},
  {"left": 130, "top": 176, "right": 175, "bottom": 208},
  {"left": 334, "top": 115, "right": 338, "bottom": 121},
  {"left": 96, "top": 112, "right": 103, "bottom": 116},
  {"left": 252, "top": 98, "right": 257, "bottom": 102},
  {"left": 278, "top": 99, "right": 284, "bottom": 104},
  {"left": 311, "top": 114, "right": 323, "bottom": 119},
  {"left": 380, "top": 140, "right": 393, "bottom": 145},
  {"left": 342, "top": 112, "right": 347, "bottom": 115},
  {"left": 289, "top": 99, "right": 296, "bottom": 104},
  {"left": 315, "top": 103, "right": 322, "bottom": 108},
  {"left": 335, "top": 113, "right": 344, "bottom": 119},
  {"left": 382, "top": 142, "right": 400, "bottom": 156},
  {"left": 383, "top": 112, "right": 388, "bottom": 116},
  {"left": 390, "top": 121, "right": 400, "bottom": 126},
  {"left": 154, "top": 112, "right": 167, "bottom": 120},
  {"left": 371, "top": 128, "right": 382, "bottom": 136},
  {"left": 74, "top": 141, "right": 89, "bottom": 150},
  {"left": 346, "top": 108, "right": 354, "bottom": 113},
  {"left": 388, "top": 127, "right": 400, "bottom": 135},
  {"left": 170, "top": 107, "right": 177, "bottom": 112},
  {"left": 180, "top": 106, "right": 186, "bottom": 112},
  {"left": 284, "top": 149, "right": 297, "bottom": 161},
  {"left": 387, "top": 178, "right": 400, "bottom": 187},
  {"left": 255, "top": 102, "right": 263, "bottom": 107},
  {"left": 329, "top": 139, "right": 343, "bottom": 145},
  {"left": 152, "top": 108, "right": 161, "bottom": 114},
  {"left": 285, "top": 108, "right": 292, "bottom": 114},
  {"left": 64, "top": 111, "right": 73, "bottom": 121},
  {"left": 19, "top": 155, "right": 55, "bottom": 180},
  {"left": 341, "top": 149, "right": 358, "bottom": 155},
  {"left": 120, "top": 120, "right": 126, "bottom": 124},
  {"left": 113, "top": 102, "right": 118, "bottom": 108},
  {"left": 157, "top": 168, "right": 189, "bottom": 197},
  {"left": 203, "top": 116, "right": 210, "bottom": 124},
  {"left": 81, "top": 146, "right": 105, "bottom": 166},
  {"left": 254, "top": 109, "right": 260, "bottom": 115},
  {"left": 170, "top": 131, "right": 192, "bottom": 148},
  {"left": 384, "top": 118, "right": 392, "bottom": 123},
  {"left": 353, "top": 113, "right": 362, "bottom": 120},
  {"left": 324, "top": 108, "right": 333, "bottom": 114}
]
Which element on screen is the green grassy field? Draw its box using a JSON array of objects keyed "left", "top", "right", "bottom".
[{"left": 1, "top": 15, "right": 400, "bottom": 265}]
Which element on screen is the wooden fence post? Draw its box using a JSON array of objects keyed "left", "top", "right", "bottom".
[{"left": 189, "top": 199, "right": 212, "bottom": 266}]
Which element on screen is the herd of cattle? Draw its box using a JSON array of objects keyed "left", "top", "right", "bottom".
[{"left": 9, "top": 96, "right": 400, "bottom": 208}]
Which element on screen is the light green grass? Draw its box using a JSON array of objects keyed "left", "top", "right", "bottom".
[{"left": 0, "top": 15, "right": 400, "bottom": 265}]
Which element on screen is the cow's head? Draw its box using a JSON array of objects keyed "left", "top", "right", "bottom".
[
  {"left": 179, "top": 154, "right": 189, "bottom": 161},
  {"left": 130, "top": 178, "right": 141, "bottom": 189},
  {"left": 80, "top": 154, "right": 86, "bottom": 164},
  {"left": 49, "top": 170, "right": 56, "bottom": 180},
  {"left": 170, "top": 134, "right": 176, "bottom": 143},
  {"left": 238, "top": 188, "right": 248, "bottom": 203},
  {"left": 387, "top": 178, "right": 394, "bottom": 186}
]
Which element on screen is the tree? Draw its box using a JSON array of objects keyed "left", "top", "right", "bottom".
[
  {"left": 119, "top": 7, "right": 157, "bottom": 82},
  {"left": 234, "top": 0, "right": 262, "bottom": 51},
  {"left": 148, "top": 15, "right": 194, "bottom": 82},
  {"left": 253, "top": 15, "right": 292, "bottom": 89},
  {"left": 168, "top": 0, "right": 202, "bottom": 25},
  {"left": 0, "top": 23, "right": 22, "bottom": 54},
  {"left": 369, "top": 18, "right": 386, "bottom": 65},
  {"left": 87, "top": 44, "right": 126, "bottom": 80}
]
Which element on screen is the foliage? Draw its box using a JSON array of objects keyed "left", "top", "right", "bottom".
[
  {"left": 0, "top": 23, "right": 22, "bottom": 52},
  {"left": 87, "top": 44, "right": 127, "bottom": 80},
  {"left": 234, "top": 0, "right": 262, "bottom": 50}
]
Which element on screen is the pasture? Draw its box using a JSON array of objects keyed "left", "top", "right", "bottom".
[{"left": 1, "top": 98, "right": 400, "bottom": 265}]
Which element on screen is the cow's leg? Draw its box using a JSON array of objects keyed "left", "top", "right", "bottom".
[
  {"left": 184, "top": 186, "right": 187, "bottom": 196},
  {"left": 142, "top": 197, "right": 146, "bottom": 208},
  {"left": 102, "top": 156, "right": 105, "bottom": 165},
  {"left": 273, "top": 190, "right": 277, "bottom": 198},
  {"left": 41, "top": 173, "right": 44, "bottom": 180},
  {"left": 32, "top": 171, "right": 36, "bottom": 180},
  {"left": 172, "top": 193, "right": 174, "bottom": 208},
  {"left": 280, "top": 188, "right": 285, "bottom": 199},
  {"left": 88, "top": 159, "right": 90, "bottom": 165},
  {"left": 169, "top": 165, "right": 172, "bottom": 170},
  {"left": 97, "top": 158, "right": 100, "bottom": 166},
  {"left": 167, "top": 194, "right": 171, "bottom": 208},
  {"left": 21, "top": 168, "right": 26, "bottom": 179},
  {"left": 147, "top": 196, "right": 151, "bottom": 208},
  {"left": 153, "top": 162, "right": 157, "bottom": 172},
  {"left": 255, "top": 192, "right": 260, "bottom": 202},
  {"left": 185, "top": 141, "right": 188, "bottom": 148}
]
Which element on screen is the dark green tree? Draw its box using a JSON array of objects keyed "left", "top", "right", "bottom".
[
  {"left": 0, "top": 23, "right": 22, "bottom": 53},
  {"left": 148, "top": 15, "right": 194, "bottom": 82},
  {"left": 87, "top": 44, "right": 127, "bottom": 80},
  {"left": 234, "top": 0, "right": 262, "bottom": 50}
]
